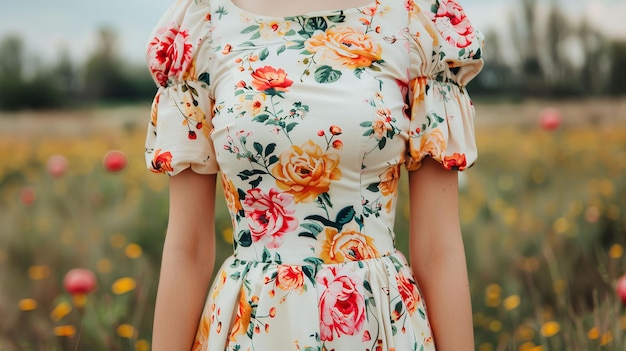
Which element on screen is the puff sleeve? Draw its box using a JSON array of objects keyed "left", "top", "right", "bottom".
[
  {"left": 144, "top": 0, "right": 219, "bottom": 176},
  {"left": 405, "top": 0, "right": 484, "bottom": 171}
]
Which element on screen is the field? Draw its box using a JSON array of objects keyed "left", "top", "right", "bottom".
[{"left": 1, "top": 99, "right": 625, "bottom": 351}]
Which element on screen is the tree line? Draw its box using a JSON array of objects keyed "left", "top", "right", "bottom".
[
  {"left": 1, "top": 0, "right": 626, "bottom": 111},
  {"left": 471, "top": 0, "right": 626, "bottom": 99},
  {"left": 0, "top": 28, "right": 155, "bottom": 111}
]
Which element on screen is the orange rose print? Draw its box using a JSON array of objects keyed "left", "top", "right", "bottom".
[
  {"left": 443, "top": 152, "right": 467, "bottom": 170},
  {"left": 250, "top": 66, "right": 293, "bottom": 94},
  {"left": 275, "top": 265, "right": 305, "bottom": 293},
  {"left": 305, "top": 26, "right": 382, "bottom": 69},
  {"left": 221, "top": 173, "right": 243, "bottom": 214},
  {"left": 271, "top": 140, "right": 342, "bottom": 203},
  {"left": 150, "top": 92, "right": 160, "bottom": 127},
  {"left": 150, "top": 149, "right": 173, "bottom": 174},
  {"left": 318, "top": 226, "right": 379, "bottom": 263},
  {"left": 229, "top": 288, "right": 252, "bottom": 342},
  {"left": 396, "top": 272, "right": 421, "bottom": 318},
  {"left": 212, "top": 270, "right": 228, "bottom": 300},
  {"left": 371, "top": 118, "right": 388, "bottom": 139},
  {"left": 192, "top": 312, "right": 211, "bottom": 351},
  {"left": 410, "top": 76, "right": 427, "bottom": 106},
  {"left": 378, "top": 164, "right": 400, "bottom": 197},
  {"left": 411, "top": 129, "right": 446, "bottom": 163}
]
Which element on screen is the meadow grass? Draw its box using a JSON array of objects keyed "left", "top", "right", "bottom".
[{"left": 0, "top": 101, "right": 625, "bottom": 350}]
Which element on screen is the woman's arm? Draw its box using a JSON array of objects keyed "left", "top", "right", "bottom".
[
  {"left": 152, "top": 169, "right": 217, "bottom": 351},
  {"left": 408, "top": 157, "right": 474, "bottom": 350}
]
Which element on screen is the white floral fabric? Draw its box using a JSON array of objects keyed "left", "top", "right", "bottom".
[{"left": 145, "top": 0, "right": 484, "bottom": 350}]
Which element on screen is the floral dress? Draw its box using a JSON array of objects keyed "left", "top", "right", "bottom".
[{"left": 144, "top": 0, "right": 484, "bottom": 350}]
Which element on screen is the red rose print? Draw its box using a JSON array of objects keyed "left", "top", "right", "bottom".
[
  {"left": 147, "top": 24, "right": 194, "bottom": 86},
  {"left": 150, "top": 149, "right": 173, "bottom": 174},
  {"left": 430, "top": 0, "right": 476, "bottom": 49},
  {"left": 443, "top": 152, "right": 467, "bottom": 170},
  {"left": 317, "top": 266, "right": 366, "bottom": 341},
  {"left": 243, "top": 188, "right": 298, "bottom": 248},
  {"left": 250, "top": 66, "right": 293, "bottom": 94}
]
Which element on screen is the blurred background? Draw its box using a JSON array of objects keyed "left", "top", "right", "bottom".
[{"left": 1, "top": 0, "right": 625, "bottom": 350}]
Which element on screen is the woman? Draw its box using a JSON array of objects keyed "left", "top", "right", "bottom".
[{"left": 145, "top": 0, "right": 484, "bottom": 350}]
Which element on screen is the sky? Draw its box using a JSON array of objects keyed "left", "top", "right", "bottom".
[{"left": 0, "top": 0, "right": 625, "bottom": 65}]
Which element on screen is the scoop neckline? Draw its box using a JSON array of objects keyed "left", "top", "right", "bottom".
[{"left": 225, "top": 0, "right": 380, "bottom": 20}]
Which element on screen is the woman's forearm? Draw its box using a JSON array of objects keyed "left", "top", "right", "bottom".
[
  {"left": 152, "top": 234, "right": 215, "bottom": 351},
  {"left": 410, "top": 241, "right": 474, "bottom": 350},
  {"left": 407, "top": 159, "right": 474, "bottom": 350},
  {"left": 152, "top": 170, "right": 217, "bottom": 351}
]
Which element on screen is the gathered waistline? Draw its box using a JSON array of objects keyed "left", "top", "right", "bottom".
[{"left": 228, "top": 250, "right": 408, "bottom": 268}]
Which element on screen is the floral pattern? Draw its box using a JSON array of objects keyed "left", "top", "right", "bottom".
[{"left": 145, "top": 0, "right": 483, "bottom": 350}]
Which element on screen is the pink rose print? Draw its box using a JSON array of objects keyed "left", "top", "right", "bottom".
[
  {"left": 242, "top": 188, "right": 298, "bottom": 248},
  {"left": 431, "top": 0, "right": 476, "bottom": 49},
  {"left": 147, "top": 24, "right": 194, "bottom": 86},
  {"left": 316, "top": 266, "right": 366, "bottom": 341}
]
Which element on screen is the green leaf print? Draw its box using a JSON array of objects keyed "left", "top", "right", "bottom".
[
  {"left": 253, "top": 142, "right": 263, "bottom": 155},
  {"left": 237, "top": 169, "right": 266, "bottom": 180},
  {"left": 378, "top": 137, "right": 387, "bottom": 150},
  {"left": 300, "top": 222, "right": 324, "bottom": 236},
  {"left": 268, "top": 155, "right": 279, "bottom": 166},
  {"left": 198, "top": 72, "right": 210, "bottom": 86},
  {"left": 215, "top": 6, "right": 228, "bottom": 20},
  {"left": 249, "top": 31, "right": 261, "bottom": 40},
  {"left": 238, "top": 230, "right": 252, "bottom": 247},
  {"left": 314, "top": 65, "right": 342, "bottom": 84},
  {"left": 241, "top": 24, "right": 260, "bottom": 34},
  {"left": 459, "top": 48, "right": 466, "bottom": 57},
  {"left": 366, "top": 182, "right": 380, "bottom": 193},
  {"left": 327, "top": 12, "right": 346, "bottom": 23},
  {"left": 394, "top": 301, "right": 404, "bottom": 316},
  {"left": 474, "top": 47, "right": 482, "bottom": 60},
  {"left": 288, "top": 39, "right": 306, "bottom": 50},
  {"left": 304, "top": 16, "right": 328, "bottom": 32},
  {"left": 354, "top": 68, "right": 364, "bottom": 79},
  {"left": 252, "top": 114, "right": 270, "bottom": 123},
  {"left": 276, "top": 44, "right": 286, "bottom": 55},
  {"left": 304, "top": 256, "right": 324, "bottom": 266},
  {"left": 431, "top": 1, "right": 440, "bottom": 14},
  {"left": 363, "top": 280, "right": 372, "bottom": 293},
  {"left": 285, "top": 122, "right": 298, "bottom": 133},
  {"left": 302, "top": 265, "right": 316, "bottom": 285},
  {"left": 262, "top": 248, "right": 271, "bottom": 262},
  {"left": 259, "top": 47, "right": 270, "bottom": 61},
  {"left": 250, "top": 176, "right": 262, "bottom": 188},
  {"left": 264, "top": 143, "right": 276, "bottom": 157},
  {"left": 335, "top": 206, "right": 355, "bottom": 226},
  {"left": 303, "top": 215, "right": 338, "bottom": 229}
]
